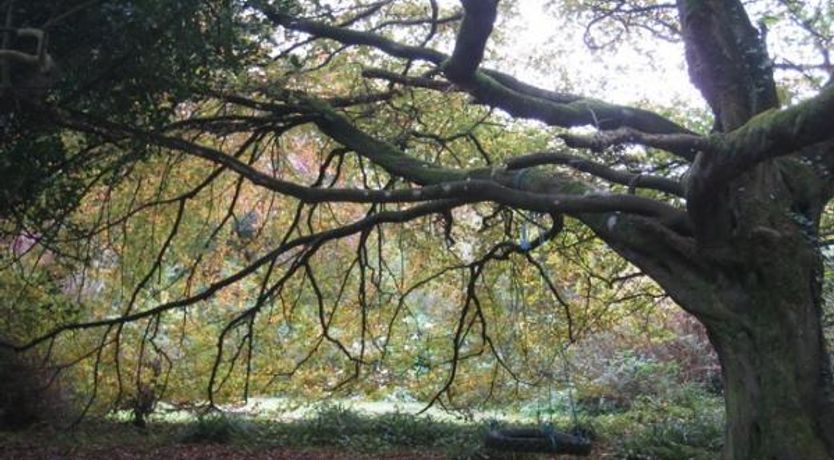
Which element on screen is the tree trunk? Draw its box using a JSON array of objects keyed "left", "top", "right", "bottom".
[
  {"left": 594, "top": 214, "right": 834, "bottom": 459},
  {"left": 695, "top": 238, "right": 834, "bottom": 459},
  {"left": 708, "top": 315, "right": 834, "bottom": 459}
]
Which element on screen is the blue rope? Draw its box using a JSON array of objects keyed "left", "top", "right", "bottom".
[
  {"left": 514, "top": 170, "right": 532, "bottom": 251},
  {"left": 543, "top": 423, "right": 559, "bottom": 448},
  {"left": 520, "top": 220, "right": 530, "bottom": 251},
  {"left": 512, "top": 168, "right": 529, "bottom": 189}
]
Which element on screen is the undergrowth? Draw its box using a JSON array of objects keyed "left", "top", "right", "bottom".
[{"left": 1, "top": 395, "right": 724, "bottom": 459}]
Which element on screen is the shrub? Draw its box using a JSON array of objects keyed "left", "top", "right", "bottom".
[
  {"left": 606, "top": 385, "right": 724, "bottom": 459},
  {"left": 573, "top": 309, "right": 722, "bottom": 416},
  {"left": 576, "top": 350, "right": 679, "bottom": 415},
  {"left": 179, "top": 412, "right": 252, "bottom": 444},
  {"left": 0, "top": 349, "right": 74, "bottom": 430}
]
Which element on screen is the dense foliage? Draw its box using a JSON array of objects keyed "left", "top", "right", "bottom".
[{"left": 2, "top": 0, "right": 834, "bottom": 458}]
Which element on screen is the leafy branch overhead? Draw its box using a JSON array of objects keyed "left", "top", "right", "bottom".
[{"left": 2, "top": 1, "right": 834, "bottom": 457}]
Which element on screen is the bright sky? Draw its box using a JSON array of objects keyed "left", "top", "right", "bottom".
[
  {"left": 436, "top": 0, "right": 826, "bottom": 118},
  {"left": 296, "top": 0, "right": 826, "bottom": 128},
  {"left": 494, "top": 0, "right": 706, "bottom": 110}
]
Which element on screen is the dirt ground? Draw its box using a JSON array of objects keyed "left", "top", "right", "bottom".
[{"left": 0, "top": 443, "right": 446, "bottom": 459}]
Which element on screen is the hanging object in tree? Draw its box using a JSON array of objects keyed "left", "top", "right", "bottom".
[
  {"left": 233, "top": 211, "right": 259, "bottom": 240},
  {"left": 519, "top": 219, "right": 530, "bottom": 251}
]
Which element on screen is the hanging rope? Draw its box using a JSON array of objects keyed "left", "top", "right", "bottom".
[
  {"left": 520, "top": 219, "right": 530, "bottom": 251},
  {"left": 537, "top": 250, "right": 580, "bottom": 429},
  {"left": 483, "top": 218, "right": 592, "bottom": 456},
  {"left": 513, "top": 169, "right": 532, "bottom": 251},
  {"left": 560, "top": 345, "right": 580, "bottom": 429}
]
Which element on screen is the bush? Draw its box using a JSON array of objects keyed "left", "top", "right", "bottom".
[
  {"left": 0, "top": 349, "right": 74, "bottom": 430},
  {"left": 179, "top": 413, "right": 252, "bottom": 444},
  {"left": 575, "top": 350, "right": 679, "bottom": 415},
  {"left": 573, "top": 310, "right": 722, "bottom": 416},
  {"left": 604, "top": 385, "right": 724, "bottom": 460}
]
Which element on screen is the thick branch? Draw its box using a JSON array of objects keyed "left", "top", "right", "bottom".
[
  {"left": 56, "top": 105, "right": 684, "bottom": 223},
  {"left": 303, "top": 96, "right": 465, "bottom": 185},
  {"left": 560, "top": 127, "right": 708, "bottom": 161},
  {"left": 676, "top": 0, "right": 778, "bottom": 130},
  {"left": 301, "top": 98, "right": 687, "bottom": 222},
  {"left": 703, "top": 84, "right": 834, "bottom": 184},
  {"left": 577, "top": 212, "right": 729, "bottom": 321},
  {"left": 506, "top": 151, "right": 685, "bottom": 197},
  {"left": 259, "top": 5, "right": 694, "bottom": 139},
  {"left": 443, "top": 0, "right": 497, "bottom": 84}
]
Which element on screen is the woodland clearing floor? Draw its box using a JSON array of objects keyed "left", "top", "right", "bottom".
[
  {"left": 0, "top": 443, "right": 445, "bottom": 459},
  {"left": 0, "top": 439, "right": 610, "bottom": 459},
  {"left": 0, "top": 416, "right": 611, "bottom": 460}
]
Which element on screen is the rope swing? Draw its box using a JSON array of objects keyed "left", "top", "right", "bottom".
[{"left": 483, "top": 213, "right": 593, "bottom": 455}]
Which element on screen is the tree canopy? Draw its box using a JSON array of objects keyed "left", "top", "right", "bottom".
[{"left": 2, "top": 1, "right": 834, "bottom": 458}]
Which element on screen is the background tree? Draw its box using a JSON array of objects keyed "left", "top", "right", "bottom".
[{"left": 2, "top": 0, "right": 834, "bottom": 458}]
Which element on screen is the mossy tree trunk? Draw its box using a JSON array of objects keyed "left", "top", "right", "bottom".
[
  {"left": 668, "top": 1, "right": 834, "bottom": 455},
  {"left": 699, "top": 250, "right": 834, "bottom": 459},
  {"left": 708, "top": 306, "right": 834, "bottom": 459},
  {"left": 587, "top": 152, "right": 834, "bottom": 459},
  {"left": 670, "top": 161, "right": 834, "bottom": 459}
]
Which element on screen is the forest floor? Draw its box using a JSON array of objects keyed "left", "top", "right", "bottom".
[
  {"left": 0, "top": 417, "right": 605, "bottom": 460},
  {"left": 0, "top": 397, "right": 722, "bottom": 459},
  {"left": 0, "top": 442, "right": 447, "bottom": 460},
  {"left": 0, "top": 432, "right": 603, "bottom": 460}
]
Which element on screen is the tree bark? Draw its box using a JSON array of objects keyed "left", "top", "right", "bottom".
[
  {"left": 705, "top": 299, "right": 834, "bottom": 459},
  {"left": 692, "top": 225, "right": 834, "bottom": 459},
  {"left": 590, "top": 158, "right": 834, "bottom": 459}
]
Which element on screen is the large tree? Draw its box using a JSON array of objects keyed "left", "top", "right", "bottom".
[{"left": 3, "top": 0, "right": 834, "bottom": 458}]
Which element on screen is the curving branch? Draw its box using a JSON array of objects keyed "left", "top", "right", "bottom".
[
  {"left": 560, "top": 127, "right": 708, "bottom": 161},
  {"left": 362, "top": 68, "right": 453, "bottom": 91},
  {"left": 442, "top": 0, "right": 497, "bottom": 84},
  {"left": 256, "top": 2, "right": 695, "bottom": 139},
  {"left": 506, "top": 150, "right": 685, "bottom": 197}
]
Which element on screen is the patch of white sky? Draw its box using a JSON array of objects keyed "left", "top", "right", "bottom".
[
  {"left": 300, "top": 0, "right": 706, "bottom": 112},
  {"left": 443, "top": 0, "right": 707, "bottom": 117},
  {"left": 289, "top": 0, "right": 828, "bottom": 128},
  {"left": 434, "top": 0, "right": 829, "bottom": 124}
]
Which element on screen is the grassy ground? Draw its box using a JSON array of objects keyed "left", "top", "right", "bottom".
[
  {"left": 0, "top": 415, "right": 508, "bottom": 459},
  {"left": 0, "top": 395, "right": 723, "bottom": 459}
]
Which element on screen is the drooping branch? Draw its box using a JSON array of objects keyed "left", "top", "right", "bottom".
[
  {"left": 421, "top": 216, "right": 567, "bottom": 410},
  {"left": 0, "top": 199, "right": 466, "bottom": 352}
]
